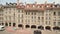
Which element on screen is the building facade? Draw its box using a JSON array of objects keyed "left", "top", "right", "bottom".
[{"left": 0, "top": 3, "right": 60, "bottom": 34}]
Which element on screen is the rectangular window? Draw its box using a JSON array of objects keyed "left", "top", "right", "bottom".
[
  {"left": 46, "top": 21, "right": 48, "bottom": 25},
  {"left": 58, "top": 22, "right": 60, "bottom": 26},
  {"left": 34, "top": 12, "right": 36, "bottom": 15},
  {"left": 28, "top": 12, "right": 30, "bottom": 15},
  {"left": 26, "top": 12, "right": 27, "bottom": 15},
  {"left": 18, "top": 15, "right": 20, "bottom": 18},
  {"left": 32, "top": 12, "right": 33, "bottom": 15},
  {"left": 53, "top": 22, "right": 56, "bottom": 26},
  {"left": 58, "top": 12, "right": 60, "bottom": 16},
  {"left": 18, "top": 10, "right": 20, "bottom": 13},
  {"left": 53, "top": 12, "right": 56, "bottom": 15},
  {"left": 38, "top": 17, "right": 40, "bottom": 20}
]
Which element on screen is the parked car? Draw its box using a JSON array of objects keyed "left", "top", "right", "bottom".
[{"left": 0, "top": 25, "right": 5, "bottom": 31}]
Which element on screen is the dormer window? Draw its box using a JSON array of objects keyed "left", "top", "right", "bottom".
[
  {"left": 33, "top": 5, "right": 35, "bottom": 7},
  {"left": 27, "top": 5, "right": 29, "bottom": 8},
  {"left": 47, "top": 5, "right": 49, "bottom": 7},
  {"left": 42, "top": 6, "right": 44, "bottom": 8},
  {"left": 53, "top": 5, "right": 55, "bottom": 8},
  {"left": 38, "top": 6, "right": 40, "bottom": 8}
]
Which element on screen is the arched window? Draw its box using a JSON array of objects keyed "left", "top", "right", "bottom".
[
  {"left": 25, "top": 25, "right": 30, "bottom": 28},
  {"left": 31, "top": 25, "right": 36, "bottom": 29},
  {"left": 18, "top": 24, "right": 23, "bottom": 27},
  {"left": 38, "top": 26, "right": 44, "bottom": 30},
  {"left": 53, "top": 26, "right": 60, "bottom": 30},
  {"left": 45, "top": 26, "right": 51, "bottom": 30},
  {"left": 13, "top": 23, "right": 16, "bottom": 27}
]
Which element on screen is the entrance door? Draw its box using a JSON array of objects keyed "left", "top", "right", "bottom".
[{"left": 34, "top": 30, "right": 42, "bottom": 34}]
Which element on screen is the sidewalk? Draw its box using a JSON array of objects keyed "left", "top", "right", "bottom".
[{"left": 5, "top": 27, "right": 32, "bottom": 34}]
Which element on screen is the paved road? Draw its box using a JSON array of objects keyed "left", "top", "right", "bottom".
[{"left": 0, "top": 30, "right": 13, "bottom": 34}]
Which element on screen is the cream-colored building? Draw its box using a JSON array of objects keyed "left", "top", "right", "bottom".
[{"left": 0, "top": 3, "right": 60, "bottom": 34}]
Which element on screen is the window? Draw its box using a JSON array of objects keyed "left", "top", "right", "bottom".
[
  {"left": 34, "top": 12, "right": 36, "bottom": 15},
  {"left": 18, "top": 10, "right": 20, "bottom": 13},
  {"left": 32, "top": 16, "right": 33, "bottom": 19},
  {"left": 58, "top": 22, "right": 60, "bottom": 26},
  {"left": 58, "top": 12, "right": 60, "bottom": 16},
  {"left": 38, "top": 17, "right": 40, "bottom": 20},
  {"left": 42, "top": 17, "right": 44, "bottom": 20},
  {"left": 18, "top": 19, "right": 20, "bottom": 23},
  {"left": 18, "top": 14, "right": 20, "bottom": 18},
  {"left": 28, "top": 12, "right": 30, "bottom": 15},
  {"left": 53, "top": 12, "right": 56, "bottom": 15},
  {"left": 49, "top": 21, "right": 50, "bottom": 25},
  {"left": 53, "top": 22, "right": 56, "bottom": 26},
  {"left": 32, "top": 12, "right": 33, "bottom": 15},
  {"left": 9, "top": 11, "right": 11, "bottom": 14},
  {"left": 26, "top": 12, "right": 27, "bottom": 15},
  {"left": 22, "top": 20, "right": 23, "bottom": 23},
  {"left": 46, "top": 21, "right": 48, "bottom": 25}
]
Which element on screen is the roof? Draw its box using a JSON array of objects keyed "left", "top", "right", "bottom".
[{"left": 1, "top": 3, "right": 60, "bottom": 10}]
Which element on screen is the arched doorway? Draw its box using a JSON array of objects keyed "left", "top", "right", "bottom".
[
  {"left": 25, "top": 25, "right": 30, "bottom": 28},
  {"left": 34, "top": 30, "right": 42, "bottom": 34},
  {"left": 31, "top": 25, "right": 36, "bottom": 29},
  {"left": 5, "top": 23, "right": 8, "bottom": 26},
  {"left": 53, "top": 26, "right": 60, "bottom": 30},
  {"left": 38, "top": 26, "right": 44, "bottom": 30},
  {"left": 2, "top": 23, "right": 4, "bottom": 25},
  {"left": 45, "top": 26, "right": 51, "bottom": 30},
  {"left": 18, "top": 24, "right": 23, "bottom": 28},
  {"left": 13, "top": 23, "right": 16, "bottom": 27}
]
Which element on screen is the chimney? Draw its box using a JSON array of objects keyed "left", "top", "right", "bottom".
[
  {"left": 35, "top": 1, "right": 37, "bottom": 4},
  {"left": 17, "top": 0, "right": 19, "bottom": 6},
  {"left": 53, "top": 2, "right": 55, "bottom": 4},
  {"left": 45, "top": 1, "right": 47, "bottom": 4}
]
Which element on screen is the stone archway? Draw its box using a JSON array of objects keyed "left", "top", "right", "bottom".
[
  {"left": 25, "top": 25, "right": 30, "bottom": 28},
  {"left": 5, "top": 23, "right": 8, "bottom": 26},
  {"left": 31, "top": 25, "right": 36, "bottom": 29},
  {"left": 18, "top": 24, "right": 23, "bottom": 28},
  {"left": 38, "top": 26, "right": 44, "bottom": 30},
  {"left": 45, "top": 26, "right": 51, "bottom": 30},
  {"left": 53, "top": 26, "right": 60, "bottom": 30}
]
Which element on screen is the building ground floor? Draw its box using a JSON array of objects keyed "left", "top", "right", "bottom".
[
  {"left": 5, "top": 26, "right": 60, "bottom": 34},
  {"left": 0, "top": 22, "right": 60, "bottom": 30}
]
